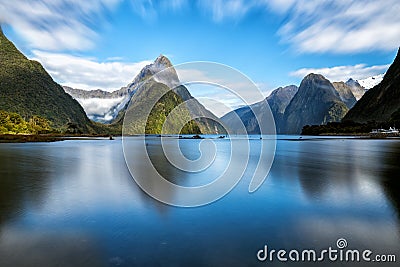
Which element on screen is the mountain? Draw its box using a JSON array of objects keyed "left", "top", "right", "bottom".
[
  {"left": 345, "top": 78, "right": 366, "bottom": 100},
  {"left": 220, "top": 85, "right": 298, "bottom": 134},
  {"left": 122, "top": 79, "right": 201, "bottom": 134},
  {"left": 343, "top": 49, "right": 400, "bottom": 123},
  {"left": 0, "top": 26, "right": 91, "bottom": 132},
  {"left": 66, "top": 55, "right": 223, "bottom": 134},
  {"left": 64, "top": 55, "right": 178, "bottom": 123},
  {"left": 332, "top": 82, "right": 357, "bottom": 109},
  {"left": 267, "top": 85, "right": 299, "bottom": 131},
  {"left": 108, "top": 55, "right": 225, "bottom": 134},
  {"left": 342, "top": 75, "right": 384, "bottom": 101},
  {"left": 283, "top": 74, "right": 349, "bottom": 134},
  {"left": 171, "top": 85, "right": 225, "bottom": 134},
  {"left": 357, "top": 74, "right": 384, "bottom": 89}
]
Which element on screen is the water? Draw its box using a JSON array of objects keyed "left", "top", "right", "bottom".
[{"left": 0, "top": 136, "right": 399, "bottom": 266}]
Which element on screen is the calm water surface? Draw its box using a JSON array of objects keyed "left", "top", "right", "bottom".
[{"left": 0, "top": 136, "right": 399, "bottom": 266}]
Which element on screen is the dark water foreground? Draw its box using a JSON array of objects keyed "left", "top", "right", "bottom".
[{"left": 0, "top": 136, "right": 399, "bottom": 266}]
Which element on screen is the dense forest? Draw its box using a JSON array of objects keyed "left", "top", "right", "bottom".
[{"left": 0, "top": 110, "right": 54, "bottom": 134}]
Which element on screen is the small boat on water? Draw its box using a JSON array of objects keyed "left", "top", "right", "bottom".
[{"left": 370, "top": 127, "right": 399, "bottom": 136}]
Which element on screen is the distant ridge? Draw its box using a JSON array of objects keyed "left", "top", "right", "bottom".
[{"left": 221, "top": 85, "right": 298, "bottom": 134}]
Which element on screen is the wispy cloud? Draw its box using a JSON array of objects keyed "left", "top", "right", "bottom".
[
  {"left": 198, "top": 0, "right": 400, "bottom": 53},
  {"left": 197, "top": 0, "right": 254, "bottom": 21},
  {"left": 32, "top": 50, "right": 152, "bottom": 91},
  {"left": 290, "top": 64, "right": 390, "bottom": 82},
  {"left": 4, "top": 1, "right": 398, "bottom": 54},
  {"left": 0, "top": 0, "right": 121, "bottom": 51},
  {"left": 275, "top": 0, "right": 400, "bottom": 53},
  {"left": 130, "top": 0, "right": 188, "bottom": 20}
]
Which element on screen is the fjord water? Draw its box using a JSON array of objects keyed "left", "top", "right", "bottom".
[{"left": 0, "top": 137, "right": 399, "bottom": 266}]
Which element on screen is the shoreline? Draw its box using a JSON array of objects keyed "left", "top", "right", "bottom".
[
  {"left": 0, "top": 134, "right": 117, "bottom": 143},
  {"left": 1, "top": 133, "right": 399, "bottom": 143}
]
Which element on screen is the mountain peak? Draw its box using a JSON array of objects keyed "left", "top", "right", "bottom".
[
  {"left": 154, "top": 54, "right": 173, "bottom": 68},
  {"left": 283, "top": 73, "right": 348, "bottom": 133},
  {"left": 304, "top": 73, "right": 326, "bottom": 81},
  {"left": 346, "top": 78, "right": 360, "bottom": 86}
]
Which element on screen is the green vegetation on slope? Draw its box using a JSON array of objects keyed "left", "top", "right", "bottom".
[
  {"left": 0, "top": 27, "right": 91, "bottom": 132},
  {"left": 0, "top": 110, "right": 54, "bottom": 134},
  {"left": 123, "top": 80, "right": 202, "bottom": 135},
  {"left": 145, "top": 90, "right": 201, "bottom": 134}
]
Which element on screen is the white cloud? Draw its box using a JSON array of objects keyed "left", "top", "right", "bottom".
[
  {"left": 75, "top": 97, "right": 125, "bottom": 121},
  {"left": 32, "top": 50, "right": 152, "bottom": 91},
  {"left": 274, "top": 0, "right": 400, "bottom": 53},
  {"left": 0, "top": 0, "right": 121, "bottom": 51},
  {"left": 5, "top": 1, "right": 397, "bottom": 54},
  {"left": 130, "top": 0, "right": 188, "bottom": 20},
  {"left": 198, "top": 0, "right": 400, "bottom": 53},
  {"left": 197, "top": 0, "right": 254, "bottom": 21},
  {"left": 290, "top": 63, "right": 390, "bottom": 82}
]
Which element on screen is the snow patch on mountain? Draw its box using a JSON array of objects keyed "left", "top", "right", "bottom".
[{"left": 357, "top": 74, "right": 384, "bottom": 89}]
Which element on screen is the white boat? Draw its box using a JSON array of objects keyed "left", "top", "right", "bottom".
[{"left": 370, "top": 127, "right": 399, "bottom": 135}]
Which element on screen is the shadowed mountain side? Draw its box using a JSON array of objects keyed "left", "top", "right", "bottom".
[
  {"left": 283, "top": 74, "right": 348, "bottom": 134},
  {"left": 221, "top": 85, "right": 298, "bottom": 134},
  {"left": 344, "top": 48, "right": 400, "bottom": 123}
]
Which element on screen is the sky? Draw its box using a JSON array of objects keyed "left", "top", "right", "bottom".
[{"left": 0, "top": 0, "right": 399, "bottom": 115}]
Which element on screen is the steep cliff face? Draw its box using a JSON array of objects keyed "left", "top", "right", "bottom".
[
  {"left": 267, "top": 85, "right": 299, "bottom": 132},
  {"left": 332, "top": 82, "right": 357, "bottom": 109},
  {"left": 0, "top": 26, "right": 91, "bottom": 131},
  {"left": 343, "top": 49, "right": 400, "bottom": 123},
  {"left": 283, "top": 74, "right": 348, "bottom": 134},
  {"left": 345, "top": 78, "right": 366, "bottom": 101}
]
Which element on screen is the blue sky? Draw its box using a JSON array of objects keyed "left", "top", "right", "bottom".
[{"left": 0, "top": 0, "right": 399, "bottom": 114}]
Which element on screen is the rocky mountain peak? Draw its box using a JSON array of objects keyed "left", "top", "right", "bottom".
[
  {"left": 138, "top": 54, "right": 179, "bottom": 89},
  {"left": 345, "top": 78, "right": 361, "bottom": 87},
  {"left": 154, "top": 54, "right": 173, "bottom": 68},
  {"left": 303, "top": 73, "right": 326, "bottom": 81},
  {"left": 345, "top": 78, "right": 366, "bottom": 100},
  {"left": 282, "top": 73, "right": 348, "bottom": 133},
  {"left": 332, "top": 82, "right": 357, "bottom": 109},
  {"left": 298, "top": 73, "right": 339, "bottom": 98}
]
